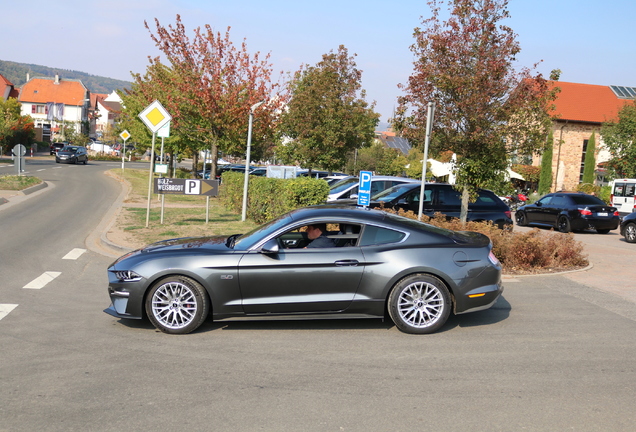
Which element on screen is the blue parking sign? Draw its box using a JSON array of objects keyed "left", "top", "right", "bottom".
[{"left": 357, "top": 171, "right": 373, "bottom": 206}]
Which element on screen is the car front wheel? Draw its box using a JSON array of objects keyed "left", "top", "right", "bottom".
[
  {"left": 388, "top": 274, "right": 451, "bottom": 334},
  {"left": 624, "top": 222, "right": 636, "bottom": 243},
  {"left": 557, "top": 216, "right": 571, "bottom": 233},
  {"left": 145, "top": 276, "right": 209, "bottom": 334}
]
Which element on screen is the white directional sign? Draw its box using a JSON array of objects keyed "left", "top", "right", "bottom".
[{"left": 138, "top": 100, "right": 172, "bottom": 133}]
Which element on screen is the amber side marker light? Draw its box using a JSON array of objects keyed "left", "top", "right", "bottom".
[{"left": 468, "top": 293, "right": 486, "bottom": 298}]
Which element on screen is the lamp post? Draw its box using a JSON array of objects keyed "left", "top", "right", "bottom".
[{"left": 241, "top": 100, "right": 265, "bottom": 222}]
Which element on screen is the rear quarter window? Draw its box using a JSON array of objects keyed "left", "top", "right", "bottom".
[{"left": 359, "top": 225, "right": 406, "bottom": 246}]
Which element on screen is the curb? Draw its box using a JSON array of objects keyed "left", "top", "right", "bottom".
[{"left": 0, "top": 181, "right": 48, "bottom": 205}]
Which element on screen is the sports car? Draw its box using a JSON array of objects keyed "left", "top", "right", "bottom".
[{"left": 104, "top": 205, "right": 503, "bottom": 334}]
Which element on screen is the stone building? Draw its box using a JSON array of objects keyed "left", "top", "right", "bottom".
[{"left": 540, "top": 81, "right": 635, "bottom": 191}]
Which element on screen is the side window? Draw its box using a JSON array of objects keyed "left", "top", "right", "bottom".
[
  {"left": 474, "top": 192, "right": 498, "bottom": 207},
  {"left": 359, "top": 225, "right": 406, "bottom": 246},
  {"left": 438, "top": 188, "right": 462, "bottom": 206}
]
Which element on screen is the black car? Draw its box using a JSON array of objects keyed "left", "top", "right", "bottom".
[
  {"left": 49, "top": 142, "right": 66, "bottom": 155},
  {"left": 104, "top": 205, "right": 503, "bottom": 335},
  {"left": 347, "top": 182, "right": 512, "bottom": 229},
  {"left": 515, "top": 192, "right": 620, "bottom": 234},
  {"left": 55, "top": 146, "right": 88, "bottom": 164},
  {"left": 619, "top": 212, "right": 636, "bottom": 243}
]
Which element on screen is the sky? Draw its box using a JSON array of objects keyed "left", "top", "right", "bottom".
[{"left": 2, "top": 0, "right": 635, "bottom": 125}]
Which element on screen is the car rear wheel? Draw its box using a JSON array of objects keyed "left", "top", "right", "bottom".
[
  {"left": 388, "top": 274, "right": 451, "bottom": 334},
  {"left": 145, "top": 276, "right": 209, "bottom": 334},
  {"left": 625, "top": 223, "right": 636, "bottom": 243},
  {"left": 557, "top": 216, "right": 571, "bottom": 233},
  {"left": 516, "top": 211, "right": 527, "bottom": 226}
]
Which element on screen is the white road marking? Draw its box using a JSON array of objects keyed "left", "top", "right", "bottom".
[
  {"left": 0, "top": 304, "right": 18, "bottom": 321},
  {"left": 63, "top": 248, "right": 86, "bottom": 260},
  {"left": 23, "top": 272, "right": 61, "bottom": 289},
  {"left": 36, "top": 169, "right": 46, "bottom": 172},
  {"left": 52, "top": 167, "right": 62, "bottom": 169}
]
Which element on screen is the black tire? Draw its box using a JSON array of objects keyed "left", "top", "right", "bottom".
[
  {"left": 557, "top": 215, "right": 571, "bottom": 233},
  {"left": 145, "top": 276, "right": 209, "bottom": 334},
  {"left": 388, "top": 274, "right": 451, "bottom": 334},
  {"left": 624, "top": 222, "right": 636, "bottom": 243},
  {"left": 83, "top": 158, "right": 87, "bottom": 165},
  {"left": 596, "top": 229, "right": 610, "bottom": 234},
  {"left": 516, "top": 211, "right": 527, "bottom": 226}
]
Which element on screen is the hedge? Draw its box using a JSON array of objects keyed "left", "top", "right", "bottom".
[{"left": 220, "top": 171, "right": 330, "bottom": 224}]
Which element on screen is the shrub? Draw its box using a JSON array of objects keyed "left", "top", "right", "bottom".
[{"left": 387, "top": 208, "right": 588, "bottom": 274}]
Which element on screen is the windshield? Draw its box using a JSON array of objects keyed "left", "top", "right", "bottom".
[
  {"left": 232, "top": 214, "right": 294, "bottom": 250},
  {"left": 372, "top": 183, "right": 419, "bottom": 201},
  {"left": 61, "top": 146, "right": 79, "bottom": 152},
  {"left": 329, "top": 177, "right": 358, "bottom": 194}
]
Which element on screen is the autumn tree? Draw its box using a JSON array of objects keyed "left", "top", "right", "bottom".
[
  {"left": 0, "top": 98, "right": 34, "bottom": 153},
  {"left": 601, "top": 101, "right": 636, "bottom": 178},
  {"left": 278, "top": 45, "right": 380, "bottom": 173},
  {"left": 142, "top": 15, "right": 288, "bottom": 176},
  {"left": 394, "top": 0, "right": 558, "bottom": 223}
]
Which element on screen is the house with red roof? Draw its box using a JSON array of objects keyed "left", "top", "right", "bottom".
[
  {"left": 17, "top": 74, "right": 90, "bottom": 141},
  {"left": 1, "top": 74, "right": 19, "bottom": 101},
  {"left": 542, "top": 81, "right": 635, "bottom": 191},
  {"left": 90, "top": 91, "right": 122, "bottom": 139}
]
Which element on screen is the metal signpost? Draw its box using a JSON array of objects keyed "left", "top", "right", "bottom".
[
  {"left": 418, "top": 102, "right": 436, "bottom": 220},
  {"left": 119, "top": 130, "right": 130, "bottom": 173},
  {"left": 138, "top": 100, "right": 172, "bottom": 228},
  {"left": 12, "top": 144, "right": 26, "bottom": 175},
  {"left": 156, "top": 122, "right": 170, "bottom": 224},
  {"left": 357, "top": 170, "right": 373, "bottom": 207},
  {"left": 154, "top": 178, "right": 219, "bottom": 223}
]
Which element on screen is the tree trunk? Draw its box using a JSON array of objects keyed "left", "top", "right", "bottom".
[
  {"left": 192, "top": 151, "right": 199, "bottom": 177},
  {"left": 460, "top": 185, "right": 470, "bottom": 226},
  {"left": 210, "top": 141, "right": 218, "bottom": 182}
]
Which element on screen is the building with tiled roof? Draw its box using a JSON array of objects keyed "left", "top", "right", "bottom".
[
  {"left": 0, "top": 74, "right": 19, "bottom": 101},
  {"left": 540, "top": 81, "right": 636, "bottom": 191},
  {"left": 90, "top": 91, "right": 122, "bottom": 140},
  {"left": 17, "top": 74, "right": 90, "bottom": 141}
]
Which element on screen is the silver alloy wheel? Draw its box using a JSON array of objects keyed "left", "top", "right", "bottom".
[
  {"left": 626, "top": 223, "right": 636, "bottom": 243},
  {"left": 151, "top": 281, "right": 198, "bottom": 330},
  {"left": 396, "top": 280, "right": 444, "bottom": 328}
]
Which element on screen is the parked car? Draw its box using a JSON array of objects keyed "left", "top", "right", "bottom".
[
  {"left": 55, "top": 146, "right": 88, "bottom": 165},
  {"left": 609, "top": 178, "right": 636, "bottom": 215},
  {"left": 49, "top": 142, "right": 66, "bottom": 155},
  {"left": 345, "top": 182, "right": 512, "bottom": 229},
  {"left": 619, "top": 212, "right": 636, "bottom": 243},
  {"left": 297, "top": 169, "right": 347, "bottom": 179},
  {"left": 104, "top": 205, "right": 503, "bottom": 335},
  {"left": 515, "top": 192, "right": 620, "bottom": 233},
  {"left": 327, "top": 175, "right": 419, "bottom": 202}
]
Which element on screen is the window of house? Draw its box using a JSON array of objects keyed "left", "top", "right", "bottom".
[
  {"left": 31, "top": 105, "right": 47, "bottom": 114},
  {"left": 579, "top": 139, "right": 588, "bottom": 182}
]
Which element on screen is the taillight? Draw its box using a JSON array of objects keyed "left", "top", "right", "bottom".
[
  {"left": 578, "top": 208, "right": 592, "bottom": 216},
  {"left": 504, "top": 210, "right": 511, "bottom": 219},
  {"left": 610, "top": 194, "right": 614, "bottom": 204},
  {"left": 488, "top": 250, "right": 500, "bottom": 266},
  {"left": 614, "top": 211, "right": 620, "bottom": 216}
]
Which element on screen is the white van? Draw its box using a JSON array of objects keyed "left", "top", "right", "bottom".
[{"left": 610, "top": 179, "right": 636, "bottom": 214}]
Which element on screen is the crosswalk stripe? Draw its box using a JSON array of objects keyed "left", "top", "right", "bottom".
[
  {"left": 23, "top": 272, "right": 61, "bottom": 289},
  {"left": 63, "top": 248, "right": 86, "bottom": 260},
  {"left": 0, "top": 304, "right": 18, "bottom": 321}
]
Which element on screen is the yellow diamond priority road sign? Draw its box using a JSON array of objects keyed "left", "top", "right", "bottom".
[
  {"left": 119, "top": 130, "right": 131, "bottom": 141},
  {"left": 139, "top": 100, "right": 172, "bottom": 133}
]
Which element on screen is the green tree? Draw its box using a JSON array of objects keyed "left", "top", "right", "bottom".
[
  {"left": 347, "top": 141, "right": 407, "bottom": 176},
  {"left": 582, "top": 132, "right": 597, "bottom": 185},
  {"left": 278, "top": 45, "right": 380, "bottom": 173},
  {"left": 394, "top": 0, "right": 558, "bottom": 223},
  {"left": 601, "top": 101, "right": 636, "bottom": 178},
  {"left": 538, "top": 130, "right": 553, "bottom": 195}
]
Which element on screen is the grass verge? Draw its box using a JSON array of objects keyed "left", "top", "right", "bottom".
[{"left": 0, "top": 175, "right": 42, "bottom": 190}]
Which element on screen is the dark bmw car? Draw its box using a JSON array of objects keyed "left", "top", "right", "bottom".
[
  {"left": 104, "top": 206, "right": 503, "bottom": 335},
  {"left": 516, "top": 192, "right": 620, "bottom": 233},
  {"left": 620, "top": 212, "right": 636, "bottom": 243},
  {"left": 345, "top": 182, "right": 512, "bottom": 229},
  {"left": 55, "top": 146, "right": 88, "bottom": 164}
]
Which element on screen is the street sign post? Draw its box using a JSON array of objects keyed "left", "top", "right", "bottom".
[
  {"left": 357, "top": 171, "right": 373, "bottom": 207},
  {"left": 12, "top": 144, "right": 26, "bottom": 175},
  {"left": 119, "top": 130, "right": 130, "bottom": 172},
  {"left": 139, "top": 100, "right": 172, "bottom": 228}
]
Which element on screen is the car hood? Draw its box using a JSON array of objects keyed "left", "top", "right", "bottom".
[{"left": 110, "top": 235, "right": 233, "bottom": 266}]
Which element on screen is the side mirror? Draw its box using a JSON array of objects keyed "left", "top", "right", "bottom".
[
  {"left": 260, "top": 239, "right": 280, "bottom": 254},
  {"left": 535, "top": 202, "right": 542, "bottom": 207}
]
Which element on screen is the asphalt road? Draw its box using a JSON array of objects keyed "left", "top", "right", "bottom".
[{"left": 1, "top": 158, "right": 635, "bottom": 431}]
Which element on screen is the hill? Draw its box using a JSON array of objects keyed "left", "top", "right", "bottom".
[{"left": 0, "top": 59, "right": 131, "bottom": 94}]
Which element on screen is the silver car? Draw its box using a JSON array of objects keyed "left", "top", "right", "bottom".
[{"left": 327, "top": 175, "right": 419, "bottom": 202}]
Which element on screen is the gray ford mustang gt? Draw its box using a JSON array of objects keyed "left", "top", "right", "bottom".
[{"left": 104, "top": 205, "right": 503, "bottom": 334}]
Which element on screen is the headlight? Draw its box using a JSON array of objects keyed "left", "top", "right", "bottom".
[{"left": 114, "top": 270, "right": 142, "bottom": 282}]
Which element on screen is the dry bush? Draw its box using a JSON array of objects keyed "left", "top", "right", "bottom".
[{"left": 388, "top": 208, "right": 588, "bottom": 274}]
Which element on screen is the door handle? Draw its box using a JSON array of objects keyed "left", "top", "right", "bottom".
[{"left": 335, "top": 260, "right": 359, "bottom": 267}]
